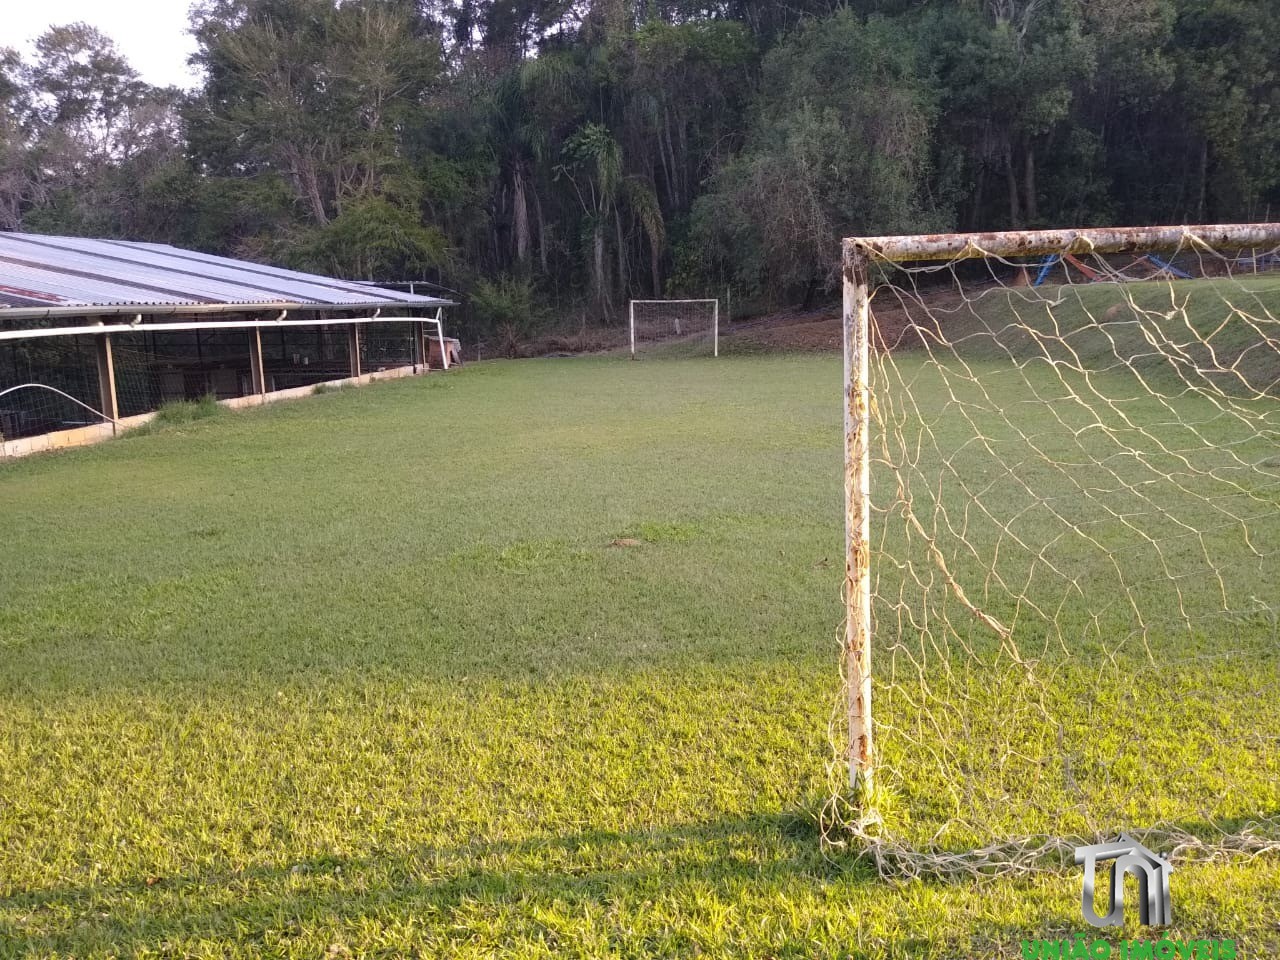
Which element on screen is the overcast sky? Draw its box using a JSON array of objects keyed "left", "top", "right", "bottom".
[{"left": 6, "top": 1, "right": 200, "bottom": 90}]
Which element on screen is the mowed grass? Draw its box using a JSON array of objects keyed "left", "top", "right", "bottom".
[{"left": 1, "top": 341, "right": 1279, "bottom": 956}]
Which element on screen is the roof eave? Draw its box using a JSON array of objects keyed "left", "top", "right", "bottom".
[{"left": 0, "top": 299, "right": 454, "bottom": 323}]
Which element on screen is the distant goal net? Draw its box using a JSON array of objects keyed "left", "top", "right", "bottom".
[
  {"left": 629, "top": 299, "right": 719, "bottom": 358},
  {"left": 833, "top": 223, "right": 1280, "bottom": 878}
]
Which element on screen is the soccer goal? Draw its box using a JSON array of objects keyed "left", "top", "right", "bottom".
[
  {"left": 629, "top": 299, "right": 719, "bottom": 358},
  {"left": 834, "top": 223, "right": 1280, "bottom": 877}
]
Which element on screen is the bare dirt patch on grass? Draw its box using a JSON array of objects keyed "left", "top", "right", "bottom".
[{"left": 720, "top": 295, "right": 946, "bottom": 353}]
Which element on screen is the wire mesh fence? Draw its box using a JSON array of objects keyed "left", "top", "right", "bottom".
[
  {"left": 263, "top": 326, "right": 357, "bottom": 390},
  {"left": 0, "top": 336, "right": 104, "bottom": 440},
  {"left": 359, "top": 322, "right": 419, "bottom": 374},
  {"left": 113, "top": 329, "right": 254, "bottom": 417}
]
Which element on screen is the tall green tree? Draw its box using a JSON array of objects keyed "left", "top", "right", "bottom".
[
  {"left": 921, "top": 0, "right": 1094, "bottom": 229},
  {"left": 14, "top": 24, "right": 183, "bottom": 237},
  {"left": 688, "top": 11, "right": 937, "bottom": 303},
  {"left": 0, "top": 48, "right": 33, "bottom": 230},
  {"left": 189, "top": 0, "right": 447, "bottom": 274},
  {"left": 1172, "top": 0, "right": 1280, "bottom": 221}
]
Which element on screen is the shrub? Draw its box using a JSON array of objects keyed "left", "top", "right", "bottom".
[
  {"left": 471, "top": 275, "right": 546, "bottom": 356},
  {"left": 154, "top": 394, "right": 223, "bottom": 424},
  {"left": 312, "top": 381, "right": 354, "bottom": 395}
]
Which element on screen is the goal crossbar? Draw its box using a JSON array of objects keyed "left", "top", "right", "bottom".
[{"left": 844, "top": 222, "right": 1280, "bottom": 263}]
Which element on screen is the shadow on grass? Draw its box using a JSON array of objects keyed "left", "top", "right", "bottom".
[
  {"left": 0, "top": 810, "right": 879, "bottom": 955},
  {"left": 3, "top": 806, "right": 1274, "bottom": 955}
]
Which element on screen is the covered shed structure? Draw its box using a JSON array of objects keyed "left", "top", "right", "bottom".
[{"left": 0, "top": 232, "right": 457, "bottom": 456}]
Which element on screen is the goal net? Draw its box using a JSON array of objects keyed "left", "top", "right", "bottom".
[
  {"left": 831, "top": 224, "right": 1280, "bottom": 878},
  {"left": 629, "top": 299, "right": 719, "bottom": 358}
]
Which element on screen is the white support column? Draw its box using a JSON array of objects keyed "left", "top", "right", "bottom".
[
  {"left": 629, "top": 301, "right": 636, "bottom": 359},
  {"left": 713, "top": 300, "right": 719, "bottom": 358}
]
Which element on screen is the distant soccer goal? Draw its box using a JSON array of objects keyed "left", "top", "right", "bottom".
[
  {"left": 833, "top": 222, "right": 1280, "bottom": 877},
  {"left": 629, "top": 299, "right": 719, "bottom": 358}
]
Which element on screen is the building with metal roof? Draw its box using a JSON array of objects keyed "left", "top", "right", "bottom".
[
  {"left": 0, "top": 232, "right": 451, "bottom": 319},
  {"left": 0, "top": 232, "right": 457, "bottom": 455}
]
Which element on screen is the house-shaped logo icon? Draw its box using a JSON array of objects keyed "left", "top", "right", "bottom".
[{"left": 1074, "top": 834, "right": 1173, "bottom": 927}]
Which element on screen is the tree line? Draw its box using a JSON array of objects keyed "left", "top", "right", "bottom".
[{"left": 1, "top": 0, "right": 1276, "bottom": 340}]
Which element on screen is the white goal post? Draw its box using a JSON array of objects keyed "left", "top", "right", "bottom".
[{"left": 629, "top": 299, "right": 720, "bottom": 358}]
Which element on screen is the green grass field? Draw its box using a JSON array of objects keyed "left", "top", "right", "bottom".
[{"left": 2, "top": 296, "right": 1279, "bottom": 956}]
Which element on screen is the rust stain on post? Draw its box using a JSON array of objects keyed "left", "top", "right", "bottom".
[
  {"left": 843, "top": 239, "right": 874, "bottom": 794},
  {"left": 847, "top": 222, "right": 1280, "bottom": 263}
]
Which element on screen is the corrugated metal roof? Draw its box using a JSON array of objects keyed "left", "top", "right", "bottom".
[{"left": 0, "top": 232, "right": 452, "bottom": 314}]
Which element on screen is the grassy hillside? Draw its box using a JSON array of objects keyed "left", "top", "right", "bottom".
[{"left": 893, "top": 275, "right": 1280, "bottom": 395}]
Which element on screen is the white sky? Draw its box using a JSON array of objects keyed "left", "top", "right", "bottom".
[{"left": 5, "top": 0, "right": 201, "bottom": 90}]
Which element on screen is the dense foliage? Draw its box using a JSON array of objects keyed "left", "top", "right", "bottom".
[{"left": 1, "top": 0, "right": 1277, "bottom": 330}]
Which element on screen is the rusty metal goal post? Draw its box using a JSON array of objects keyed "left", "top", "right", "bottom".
[{"left": 836, "top": 223, "right": 1280, "bottom": 876}]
